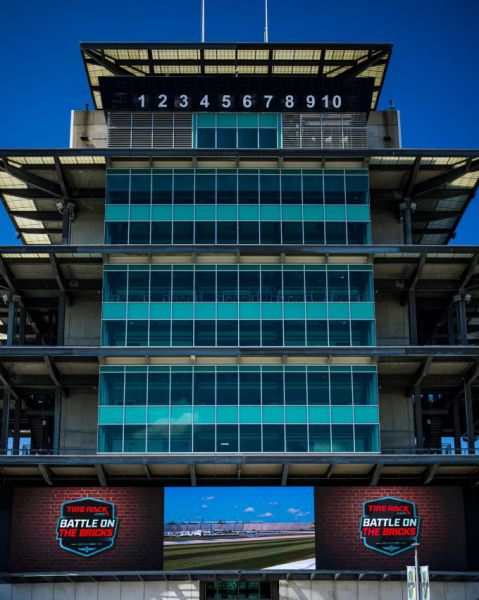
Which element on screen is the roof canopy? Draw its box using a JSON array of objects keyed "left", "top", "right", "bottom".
[
  {"left": 0, "top": 149, "right": 478, "bottom": 245},
  {"left": 80, "top": 42, "right": 392, "bottom": 110}
]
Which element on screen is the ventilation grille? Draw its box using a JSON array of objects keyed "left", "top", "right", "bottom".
[
  {"left": 282, "top": 113, "right": 367, "bottom": 149},
  {"left": 108, "top": 112, "right": 193, "bottom": 148}
]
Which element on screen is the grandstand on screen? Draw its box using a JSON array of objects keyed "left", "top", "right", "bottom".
[{"left": 164, "top": 521, "right": 315, "bottom": 538}]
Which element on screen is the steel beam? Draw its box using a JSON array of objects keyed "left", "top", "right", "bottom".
[
  {"left": 12, "top": 396, "right": 20, "bottom": 456},
  {"left": 95, "top": 464, "right": 108, "bottom": 487},
  {"left": 1, "top": 385, "right": 11, "bottom": 452},
  {"left": 190, "top": 464, "right": 197, "bottom": 486},
  {"left": 6, "top": 298, "right": 15, "bottom": 346},
  {"left": 53, "top": 386, "right": 62, "bottom": 455},
  {"left": 369, "top": 464, "right": 382, "bottom": 486},
  {"left": 464, "top": 381, "right": 475, "bottom": 454},
  {"left": 38, "top": 464, "right": 54, "bottom": 486},
  {"left": 414, "top": 385, "right": 424, "bottom": 450}
]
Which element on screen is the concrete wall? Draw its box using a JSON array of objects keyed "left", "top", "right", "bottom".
[
  {"left": 366, "top": 110, "right": 401, "bottom": 149},
  {"left": 375, "top": 292, "right": 410, "bottom": 345},
  {"left": 64, "top": 299, "right": 101, "bottom": 346},
  {"left": 60, "top": 392, "right": 97, "bottom": 454},
  {"left": 370, "top": 205, "right": 403, "bottom": 244},
  {"left": 379, "top": 391, "right": 415, "bottom": 451},
  {"left": 70, "top": 200, "right": 104, "bottom": 244},
  {"left": 70, "top": 111, "right": 107, "bottom": 148},
  {"left": 2, "top": 580, "right": 478, "bottom": 600}
]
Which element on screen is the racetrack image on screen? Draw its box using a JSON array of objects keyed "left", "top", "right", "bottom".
[{"left": 164, "top": 487, "right": 315, "bottom": 570}]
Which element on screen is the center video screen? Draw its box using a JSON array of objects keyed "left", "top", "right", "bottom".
[{"left": 164, "top": 487, "right": 315, "bottom": 570}]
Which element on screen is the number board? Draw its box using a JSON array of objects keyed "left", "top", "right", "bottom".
[{"left": 99, "top": 76, "right": 374, "bottom": 113}]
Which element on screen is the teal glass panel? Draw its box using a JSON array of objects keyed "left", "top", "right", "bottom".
[
  {"left": 173, "top": 205, "right": 194, "bottom": 221},
  {"left": 98, "top": 406, "right": 123, "bottom": 425},
  {"left": 331, "top": 406, "right": 353, "bottom": 424},
  {"left": 351, "top": 321, "right": 375, "bottom": 346},
  {"left": 330, "top": 372, "right": 352, "bottom": 405},
  {"left": 196, "top": 173, "right": 216, "bottom": 203},
  {"left": 283, "top": 271, "right": 304, "bottom": 301},
  {"left": 305, "top": 270, "right": 326, "bottom": 302},
  {"left": 172, "top": 303, "right": 193, "bottom": 319},
  {"left": 262, "top": 406, "right": 284, "bottom": 423},
  {"left": 128, "top": 271, "right": 149, "bottom": 302},
  {"left": 262, "top": 372, "right": 284, "bottom": 405},
  {"left": 125, "top": 405, "right": 147, "bottom": 424},
  {"left": 152, "top": 173, "right": 173, "bottom": 204},
  {"left": 239, "top": 303, "right": 260, "bottom": 319},
  {"left": 260, "top": 173, "right": 280, "bottom": 204},
  {"left": 348, "top": 223, "right": 370, "bottom": 244},
  {"left": 354, "top": 405, "right": 379, "bottom": 423},
  {"left": 217, "top": 425, "right": 238, "bottom": 452},
  {"left": 195, "top": 320, "right": 215, "bottom": 345},
  {"left": 171, "top": 372, "right": 193, "bottom": 405},
  {"left": 106, "top": 174, "right": 129, "bottom": 205},
  {"left": 284, "top": 303, "right": 305, "bottom": 319},
  {"left": 303, "top": 205, "right": 325, "bottom": 221},
  {"left": 346, "top": 175, "right": 369, "bottom": 205},
  {"left": 170, "top": 425, "right": 192, "bottom": 452},
  {"left": 284, "top": 320, "right": 305, "bottom": 346},
  {"left": 306, "top": 303, "right": 327, "bottom": 319},
  {"left": 353, "top": 371, "right": 377, "bottom": 405},
  {"left": 217, "top": 113, "right": 237, "bottom": 127},
  {"left": 130, "top": 174, "right": 151, "bottom": 204},
  {"left": 324, "top": 175, "right": 345, "bottom": 204},
  {"left": 309, "top": 425, "right": 331, "bottom": 452},
  {"left": 105, "top": 222, "right": 128, "bottom": 244},
  {"left": 261, "top": 270, "right": 281, "bottom": 302},
  {"left": 124, "top": 372, "right": 147, "bottom": 405},
  {"left": 262, "top": 424, "right": 284, "bottom": 451},
  {"left": 102, "top": 321, "right": 126, "bottom": 346},
  {"left": 171, "top": 406, "right": 193, "bottom": 424},
  {"left": 285, "top": 372, "right": 306, "bottom": 405},
  {"left": 217, "top": 320, "right": 238, "bottom": 345},
  {"left": 193, "top": 372, "right": 215, "bottom": 405},
  {"left": 151, "top": 205, "right": 173, "bottom": 220},
  {"left": 217, "top": 303, "right": 238, "bottom": 319},
  {"left": 355, "top": 425, "right": 379, "bottom": 452},
  {"left": 346, "top": 205, "right": 370, "bottom": 221},
  {"left": 262, "top": 320, "right": 283, "bottom": 345},
  {"left": 261, "top": 303, "right": 282, "bottom": 319},
  {"left": 350, "top": 303, "right": 375, "bottom": 319},
  {"left": 285, "top": 406, "right": 307, "bottom": 423},
  {"left": 325, "top": 205, "right": 346, "bottom": 221},
  {"left": 239, "top": 406, "right": 261, "bottom": 424},
  {"left": 195, "top": 205, "right": 216, "bottom": 220},
  {"left": 238, "top": 174, "right": 259, "bottom": 204},
  {"left": 286, "top": 425, "right": 308, "bottom": 452},
  {"left": 238, "top": 221, "right": 259, "bottom": 243},
  {"left": 307, "top": 372, "right": 329, "bottom": 405},
  {"left": 217, "top": 406, "right": 238, "bottom": 424},
  {"left": 217, "top": 372, "right": 238, "bottom": 405},
  {"left": 150, "top": 303, "right": 171, "bottom": 319},
  {"left": 196, "top": 113, "right": 216, "bottom": 127},
  {"left": 328, "top": 303, "right": 350, "bottom": 319},
  {"left": 327, "top": 270, "right": 349, "bottom": 302},
  {"left": 308, "top": 406, "right": 330, "bottom": 424},
  {"left": 147, "top": 425, "right": 169, "bottom": 452},
  {"left": 147, "top": 406, "right": 169, "bottom": 424},
  {"left": 105, "top": 205, "right": 129, "bottom": 221},
  {"left": 99, "top": 371, "right": 124, "bottom": 406},
  {"left": 197, "top": 129, "right": 215, "bottom": 148},
  {"left": 217, "top": 173, "right": 237, "bottom": 203},
  {"left": 172, "top": 320, "right": 193, "bottom": 345},
  {"left": 123, "top": 425, "right": 146, "bottom": 452},
  {"left": 217, "top": 205, "right": 237, "bottom": 220},
  {"left": 350, "top": 271, "right": 373, "bottom": 302},
  {"left": 217, "top": 221, "right": 238, "bottom": 243},
  {"left": 259, "top": 113, "right": 278, "bottom": 127},
  {"left": 331, "top": 425, "right": 354, "bottom": 452},
  {"left": 151, "top": 222, "right": 172, "bottom": 244},
  {"left": 326, "top": 222, "right": 346, "bottom": 244},
  {"left": 306, "top": 320, "right": 328, "bottom": 346},
  {"left": 195, "top": 303, "right": 216, "bottom": 319},
  {"left": 217, "top": 271, "right": 238, "bottom": 302},
  {"left": 174, "top": 174, "right": 194, "bottom": 203},
  {"left": 240, "top": 372, "right": 261, "bottom": 405},
  {"left": 260, "top": 205, "right": 281, "bottom": 221},
  {"left": 103, "top": 270, "right": 127, "bottom": 302},
  {"left": 282, "top": 205, "right": 302, "bottom": 220},
  {"left": 193, "top": 406, "right": 215, "bottom": 423},
  {"left": 126, "top": 320, "right": 148, "bottom": 346},
  {"left": 238, "top": 113, "right": 258, "bottom": 127},
  {"left": 194, "top": 424, "right": 215, "bottom": 452},
  {"left": 303, "top": 174, "right": 323, "bottom": 204},
  {"left": 127, "top": 303, "right": 149, "bottom": 319},
  {"left": 103, "top": 303, "right": 127, "bottom": 319},
  {"left": 240, "top": 425, "right": 262, "bottom": 452},
  {"left": 130, "top": 205, "right": 151, "bottom": 221},
  {"left": 98, "top": 425, "right": 123, "bottom": 452},
  {"left": 238, "top": 205, "right": 259, "bottom": 220},
  {"left": 281, "top": 174, "right": 302, "bottom": 204}
]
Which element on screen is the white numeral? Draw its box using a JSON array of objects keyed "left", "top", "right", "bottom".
[
  {"left": 332, "top": 94, "right": 342, "bottom": 108},
  {"left": 158, "top": 94, "right": 167, "bottom": 108},
  {"left": 221, "top": 94, "right": 232, "bottom": 108},
  {"left": 285, "top": 95, "right": 295, "bottom": 108},
  {"left": 242, "top": 95, "right": 253, "bottom": 108},
  {"left": 137, "top": 94, "right": 146, "bottom": 108},
  {"left": 264, "top": 95, "right": 273, "bottom": 108},
  {"left": 178, "top": 94, "right": 189, "bottom": 108},
  {"left": 200, "top": 94, "right": 210, "bottom": 108},
  {"left": 306, "top": 95, "right": 315, "bottom": 108}
]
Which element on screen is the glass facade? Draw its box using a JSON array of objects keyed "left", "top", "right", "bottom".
[
  {"left": 101, "top": 264, "right": 375, "bottom": 347},
  {"left": 104, "top": 168, "right": 371, "bottom": 245},
  {"left": 98, "top": 365, "right": 380, "bottom": 454},
  {"left": 193, "top": 113, "right": 280, "bottom": 149}
]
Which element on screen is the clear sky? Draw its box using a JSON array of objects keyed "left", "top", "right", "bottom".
[
  {"left": 0, "top": 0, "right": 478, "bottom": 244},
  {"left": 164, "top": 486, "right": 314, "bottom": 522}
]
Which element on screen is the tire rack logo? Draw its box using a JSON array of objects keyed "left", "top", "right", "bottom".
[
  {"left": 56, "top": 497, "right": 119, "bottom": 558},
  {"left": 359, "top": 496, "right": 420, "bottom": 556}
]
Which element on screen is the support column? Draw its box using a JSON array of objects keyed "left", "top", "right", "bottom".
[
  {"left": 464, "top": 381, "right": 475, "bottom": 454},
  {"left": 455, "top": 295, "right": 468, "bottom": 345},
  {"left": 413, "top": 385, "right": 423, "bottom": 450},
  {"left": 18, "top": 305, "right": 26, "bottom": 345},
  {"left": 453, "top": 397, "right": 462, "bottom": 454},
  {"left": 408, "top": 289, "right": 418, "bottom": 345},
  {"left": 447, "top": 304, "right": 455, "bottom": 345},
  {"left": 61, "top": 202, "right": 74, "bottom": 245},
  {"left": 6, "top": 297, "right": 16, "bottom": 346},
  {"left": 57, "top": 292, "right": 66, "bottom": 346},
  {"left": 401, "top": 199, "right": 413, "bottom": 245},
  {"left": 12, "top": 396, "right": 21, "bottom": 455},
  {"left": 1, "top": 385, "right": 11, "bottom": 453},
  {"left": 53, "top": 385, "right": 62, "bottom": 455}
]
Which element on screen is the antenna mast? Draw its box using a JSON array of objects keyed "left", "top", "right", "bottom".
[{"left": 264, "top": 0, "right": 269, "bottom": 43}]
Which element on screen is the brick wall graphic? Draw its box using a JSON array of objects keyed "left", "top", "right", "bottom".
[
  {"left": 9, "top": 487, "right": 163, "bottom": 572},
  {"left": 315, "top": 486, "right": 467, "bottom": 571}
]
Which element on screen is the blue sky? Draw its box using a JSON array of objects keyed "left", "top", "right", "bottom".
[
  {"left": 0, "top": 0, "right": 478, "bottom": 244},
  {"left": 165, "top": 486, "right": 314, "bottom": 522}
]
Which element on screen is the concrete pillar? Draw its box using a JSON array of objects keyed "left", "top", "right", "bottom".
[
  {"left": 464, "top": 381, "right": 475, "bottom": 454},
  {"left": 1, "top": 385, "right": 11, "bottom": 452},
  {"left": 408, "top": 289, "right": 418, "bottom": 345},
  {"left": 414, "top": 385, "right": 423, "bottom": 450},
  {"left": 6, "top": 298, "right": 15, "bottom": 346}
]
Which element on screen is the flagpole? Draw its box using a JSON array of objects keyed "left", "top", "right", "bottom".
[
  {"left": 201, "top": 0, "right": 205, "bottom": 43},
  {"left": 264, "top": 0, "right": 269, "bottom": 43}
]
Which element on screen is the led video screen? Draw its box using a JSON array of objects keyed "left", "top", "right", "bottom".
[{"left": 164, "top": 487, "right": 315, "bottom": 570}]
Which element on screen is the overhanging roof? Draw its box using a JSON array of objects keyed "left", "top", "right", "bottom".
[
  {"left": 0, "top": 149, "right": 478, "bottom": 245},
  {"left": 80, "top": 42, "right": 392, "bottom": 110}
]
